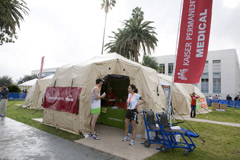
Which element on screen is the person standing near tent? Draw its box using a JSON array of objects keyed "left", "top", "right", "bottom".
[
  {"left": 190, "top": 92, "right": 199, "bottom": 118},
  {"left": 0, "top": 84, "right": 9, "bottom": 117},
  {"left": 122, "top": 84, "right": 145, "bottom": 146},
  {"left": 90, "top": 78, "right": 106, "bottom": 140}
]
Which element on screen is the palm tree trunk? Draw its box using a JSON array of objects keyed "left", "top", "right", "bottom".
[
  {"left": 133, "top": 43, "right": 139, "bottom": 62},
  {"left": 101, "top": 12, "right": 108, "bottom": 55}
]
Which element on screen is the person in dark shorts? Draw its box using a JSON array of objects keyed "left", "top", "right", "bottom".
[{"left": 122, "top": 84, "right": 145, "bottom": 146}]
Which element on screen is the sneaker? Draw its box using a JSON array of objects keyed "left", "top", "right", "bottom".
[
  {"left": 94, "top": 131, "right": 99, "bottom": 136},
  {"left": 122, "top": 135, "right": 130, "bottom": 142},
  {"left": 129, "top": 139, "right": 135, "bottom": 146},
  {"left": 90, "top": 133, "right": 100, "bottom": 140}
]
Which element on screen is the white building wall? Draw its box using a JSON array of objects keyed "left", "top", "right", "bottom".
[
  {"left": 154, "top": 49, "right": 240, "bottom": 99},
  {"left": 236, "top": 54, "right": 240, "bottom": 95}
]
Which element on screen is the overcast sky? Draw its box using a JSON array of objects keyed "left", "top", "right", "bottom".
[{"left": 1, "top": 0, "right": 240, "bottom": 82}]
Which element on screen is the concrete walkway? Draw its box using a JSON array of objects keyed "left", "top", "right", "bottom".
[
  {"left": 0, "top": 117, "right": 122, "bottom": 160},
  {"left": 175, "top": 116, "right": 240, "bottom": 127},
  {"left": 75, "top": 124, "right": 159, "bottom": 160}
]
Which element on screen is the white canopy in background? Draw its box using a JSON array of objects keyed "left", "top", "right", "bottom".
[{"left": 18, "top": 78, "right": 38, "bottom": 87}]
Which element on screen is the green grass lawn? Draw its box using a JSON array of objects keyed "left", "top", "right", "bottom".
[
  {"left": 4, "top": 101, "right": 240, "bottom": 159},
  {"left": 5, "top": 100, "right": 83, "bottom": 141},
  {"left": 196, "top": 106, "right": 240, "bottom": 123},
  {"left": 147, "top": 121, "right": 240, "bottom": 160},
  {"left": 147, "top": 107, "right": 240, "bottom": 159}
]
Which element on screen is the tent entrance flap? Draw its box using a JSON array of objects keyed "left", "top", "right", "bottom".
[{"left": 97, "top": 74, "right": 130, "bottom": 129}]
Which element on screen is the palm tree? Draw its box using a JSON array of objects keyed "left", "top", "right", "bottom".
[
  {"left": 105, "top": 7, "right": 158, "bottom": 62},
  {"left": 100, "top": 0, "right": 116, "bottom": 55},
  {"left": 0, "top": 0, "right": 29, "bottom": 45},
  {"left": 123, "top": 18, "right": 158, "bottom": 62},
  {"left": 105, "top": 28, "right": 135, "bottom": 60},
  {"left": 131, "top": 7, "right": 144, "bottom": 21}
]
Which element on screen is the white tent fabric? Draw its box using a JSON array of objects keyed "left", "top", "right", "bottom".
[
  {"left": 23, "top": 74, "right": 54, "bottom": 110},
  {"left": 43, "top": 53, "right": 167, "bottom": 135},
  {"left": 18, "top": 78, "right": 38, "bottom": 87}
]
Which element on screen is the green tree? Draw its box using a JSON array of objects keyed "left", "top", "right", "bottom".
[
  {"left": 100, "top": 0, "right": 116, "bottom": 55},
  {"left": 131, "top": 6, "right": 144, "bottom": 21},
  {"left": 0, "top": 0, "right": 29, "bottom": 45},
  {"left": 8, "top": 84, "right": 21, "bottom": 92},
  {"left": 17, "top": 74, "right": 37, "bottom": 84},
  {"left": 105, "top": 28, "right": 135, "bottom": 60},
  {"left": 0, "top": 76, "right": 13, "bottom": 86},
  {"left": 142, "top": 55, "right": 159, "bottom": 71},
  {"left": 105, "top": 7, "right": 158, "bottom": 62}
]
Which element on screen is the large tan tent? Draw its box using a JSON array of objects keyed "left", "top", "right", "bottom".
[
  {"left": 23, "top": 75, "right": 54, "bottom": 110},
  {"left": 43, "top": 53, "right": 166, "bottom": 135},
  {"left": 158, "top": 74, "right": 208, "bottom": 115}
]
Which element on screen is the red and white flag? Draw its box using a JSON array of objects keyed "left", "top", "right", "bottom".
[
  {"left": 174, "top": 0, "right": 213, "bottom": 84},
  {"left": 39, "top": 56, "right": 45, "bottom": 79}
]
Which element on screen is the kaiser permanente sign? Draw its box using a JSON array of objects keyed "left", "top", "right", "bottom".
[{"left": 174, "top": 0, "right": 213, "bottom": 84}]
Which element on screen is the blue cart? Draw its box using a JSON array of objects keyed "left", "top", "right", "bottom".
[
  {"left": 155, "top": 112, "right": 199, "bottom": 155},
  {"left": 142, "top": 109, "right": 164, "bottom": 148}
]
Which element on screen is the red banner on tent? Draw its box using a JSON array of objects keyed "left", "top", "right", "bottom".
[
  {"left": 43, "top": 87, "right": 82, "bottom": 114},
  {"left": 174, "top": 0, "right": 213, "bottom": 84}
]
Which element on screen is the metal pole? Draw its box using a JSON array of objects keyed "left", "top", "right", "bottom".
[
  {"left": 167, "top": 0, "right": 184, "bottom": 125},
  {"left": 101, "top": 12, "right": 108, "bottom": 55}
]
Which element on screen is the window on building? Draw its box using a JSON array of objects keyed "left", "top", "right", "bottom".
[
  {"left": 37, "top": 71, "right": 55, "bottom": 78},
  {"left": 213, "top": 60, "right": 221, "bottom": 72},
  {"left": 159, "top": 64, "right": 165, "bottom": 74},
  {"left": 203, "top": 61, "right": 209, "bottom": 72},
  {"left": 201, "top": 72, "right": 209, "bottom": 93},
  {"left": 212, "top": 60, "right": 221, "bottom": 93},
  {"left": 213, "top": 60, "right": 220, "bottom": 63},
  {"left": 168, "top": 63, "right": 173, "bottom": 76},
  {"left": 213, "top": 72, "right": 221, "bottom": 93}
]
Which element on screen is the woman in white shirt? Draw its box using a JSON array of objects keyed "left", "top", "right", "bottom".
[{"left": 122, "top": 84, "right": 145, "bottom": 146}]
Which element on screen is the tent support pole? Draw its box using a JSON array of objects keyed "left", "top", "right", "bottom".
[
  {"left": 16, "top": 106, "right": 22, "bottom": 110},
  {"left": 32, "top": 110, "right": 38, "bottom": 115},
  {"left": 167, "top": 0, "right": 183, "bottom": 125},
  {"left": 7, "top": 104, "right": 14, "bottom": 108}
]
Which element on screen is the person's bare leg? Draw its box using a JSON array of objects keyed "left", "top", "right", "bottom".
[
  {"left": 91, "top": 114, "right": 99, "bottom": 134},
  {"left": 125, "top": 118, "right": 130, "bottom": 135},
  {"left": 131, "top": 120, "right": 137, "bottom": 139}
]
